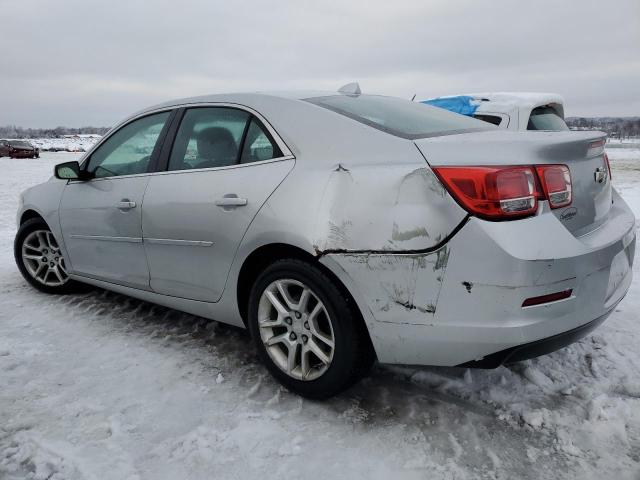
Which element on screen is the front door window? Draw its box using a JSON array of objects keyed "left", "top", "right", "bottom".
[{"left": 85, "top": 111, "right": 171, "bottom": 178}]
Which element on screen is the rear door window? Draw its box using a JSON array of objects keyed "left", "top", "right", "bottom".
[
  {"left": 527, "top": 106, "right": 568, "bottom": 131},
  {"left": 168, "top": 107, "right": 250, "bottom": 171}
]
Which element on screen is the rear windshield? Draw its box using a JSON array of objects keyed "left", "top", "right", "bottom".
[
  {"left": 527, "top": 106, "right": 568, "bottom": 131},
  {"left": 305, "top": 95, "right": 494, "bottom": 139}
]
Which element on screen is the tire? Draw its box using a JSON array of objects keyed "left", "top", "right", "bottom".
[
  {"left": 14, "top": 218, "right": 86, "bottom": 294},
  {"left": 248, "top": 258, "right": 374, "bottom": 399}
]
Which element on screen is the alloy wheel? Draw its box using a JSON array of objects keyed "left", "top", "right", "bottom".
[
  {"left": 21, "top": 230, "right": 69, "bottom": 287},
  {"left": 258, "top": 279, "right": 335, "bottom": 381}
]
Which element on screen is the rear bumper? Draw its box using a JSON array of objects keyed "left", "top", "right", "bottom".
[
  {"left": 458, "top": 307, "right": 613, "bottom": 368},
  {"left": 320, "top": 190, "right": 636, "bottom": 366}
]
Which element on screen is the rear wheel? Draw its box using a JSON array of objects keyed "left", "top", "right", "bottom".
[
  {"left": 248, "top": 258, "right": 374, "bottom": 399},
  {"left": 14, "top": 218, "right": 86, "bottom": 294}
]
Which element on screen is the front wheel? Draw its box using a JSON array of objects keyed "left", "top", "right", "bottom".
[
  {"left": 14, "top": 218, "right": 86, "bottom": 294},
  {"left": 248, "top": 258, "right": 374, "bottom": 399}
]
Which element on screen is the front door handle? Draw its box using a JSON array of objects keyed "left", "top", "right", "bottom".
[
  {"left": 215, "top": 195, "right": 248, "bottom": 208},
  {"left": 117, "top": 200, "right": 137, "bottom": 210}
]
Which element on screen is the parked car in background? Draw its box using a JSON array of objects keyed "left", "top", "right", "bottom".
[
  {"left": 0, "top": 140, "right": 40, "bottom": 158},
  {"left": 14, "top": 87, "right": 635, "bottom": 398},
  {"left": 421, "top": 92, "right": 568, "bottom": 131}
]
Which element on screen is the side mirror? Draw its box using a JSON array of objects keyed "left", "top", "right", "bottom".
[{"left": 54, "top": 161, "right": 85, "bottom": 180}]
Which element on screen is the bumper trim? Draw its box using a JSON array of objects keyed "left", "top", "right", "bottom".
[{"left": 458, "top": 309, "right": 613, "bottom": 369}]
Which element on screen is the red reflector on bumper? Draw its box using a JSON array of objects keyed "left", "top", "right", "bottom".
[{"left": 522, "top": 289, "right": 573, "bottom": 307}]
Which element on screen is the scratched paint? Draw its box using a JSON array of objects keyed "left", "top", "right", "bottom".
[
  {"left": 329, "top": 245, "right": 450, "bottom": 326},
  {"left": 391, "top": 223, "right": 430, "bottom": 242},
  {"left": 312, "top": 163, "right": 467, "bottom": 253}
]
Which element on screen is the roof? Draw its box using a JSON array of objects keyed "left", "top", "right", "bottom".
[
  {"left": 140, "top": 82, "right": 364, "bottom": 110},
  {"left": 142, "top": 91, "right": 334, "bottom": 112}
]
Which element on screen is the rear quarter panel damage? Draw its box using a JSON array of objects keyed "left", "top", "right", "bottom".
[
  {"left": 236, "top": 134, "right": 467, "bottom": 331},
  {"left": 327, "top": 245, "right": 450, "bottom": 326},
  {"left": 312, "top": 163, "right": 466, "bottom": 253}
]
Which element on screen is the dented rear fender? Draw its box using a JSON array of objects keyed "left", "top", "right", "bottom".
[{"left": 242, "top": 140, "right": 467, "bottom": 256}]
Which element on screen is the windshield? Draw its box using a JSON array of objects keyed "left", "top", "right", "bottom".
[
  {"left": 11, "top": 141, "right": 32, "bottom": 147},
  {"left": 527, "top": 106, "right": 568, "bottom": 131},
  {"left": 305, "top": 95, "right": 494, "bottom": 139}
]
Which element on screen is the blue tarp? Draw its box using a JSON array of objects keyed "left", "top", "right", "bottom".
[{"left": 420, "top": 95, "right": 478, "bottom": 116}]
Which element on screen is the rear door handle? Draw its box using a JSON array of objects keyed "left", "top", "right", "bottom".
[
  {"left": 215, "top": 195, "right": 247, "bottom": 208},
  {"left": 117, "top": 200, "right": 137, "bottom": 210}
]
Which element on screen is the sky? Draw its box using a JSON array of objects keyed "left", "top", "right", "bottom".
[{"left": 1, "top": 0, "right": 639, "bottom": 128}]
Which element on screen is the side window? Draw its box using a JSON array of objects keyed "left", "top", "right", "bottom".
[
  {"left": 240, "top": 118, "right": 282, "bottom": 163},
  {"left": 86, "top": 112, "right": 170, "bottom": 178},
  {"left": 168, "top": 108, "right": 250, "bottom": 171},
  {"left": 473, "top": 114, "right": 503, "bottom": 127}
]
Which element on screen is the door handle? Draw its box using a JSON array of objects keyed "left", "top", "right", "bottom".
[
  {"left": 215, "top": 195, "right": 247, "bottom": 208},
  {"left": 117, "top": 200, "right": 137, "bottom": 210}
]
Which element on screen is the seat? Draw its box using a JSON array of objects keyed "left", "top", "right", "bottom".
[{"left": 194, "top": 127, "right": 237, "bottom": 168}]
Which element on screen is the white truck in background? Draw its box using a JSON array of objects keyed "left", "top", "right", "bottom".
[{"left": 421, "top": 92, "right": 568, "bottom": 131}]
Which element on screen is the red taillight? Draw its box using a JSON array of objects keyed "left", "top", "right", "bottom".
[
  {"left": 535, "top": 165, "right": 572, "bottom": 209},
  {"left": 522, "top": 289, "right": 573, "bottom": 307},
  {"left": 433, "top": 164, "right": 574, "bottom": 220},
  {"left": 432, "top": 166, "right": 540, "bottom": 220},
  {"left": 604, "top": 152, "right": 612, "bottom": 180}
]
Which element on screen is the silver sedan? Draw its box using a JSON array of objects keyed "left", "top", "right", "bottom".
[{"left": 14, "top": 89, "right": 636, "bottom": 398}]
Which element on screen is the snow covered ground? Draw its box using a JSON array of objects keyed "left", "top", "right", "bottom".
[
  {"left": 7, "top": 137, "right": 101, "bottom": 153},
  {"left": 0, "top": 150, "right": 639, "bottom": 479}
]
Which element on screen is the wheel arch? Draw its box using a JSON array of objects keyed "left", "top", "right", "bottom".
[
  {"left": 20, "top": 209, "right": 46, "bottom": 225},
  {"left": 236, "top": 242, "right": 375, "bottom": 357},
  {"left": 237, "top": 243, "right": 318, "bottom": 325}
]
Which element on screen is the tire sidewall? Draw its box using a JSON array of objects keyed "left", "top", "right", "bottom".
[{"left": 248, "top": 259, "right": 357, "bottom": 398}]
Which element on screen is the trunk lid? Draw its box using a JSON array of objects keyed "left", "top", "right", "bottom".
[{"left": 414, "top": 130, "right": 611, "bottom": 236}]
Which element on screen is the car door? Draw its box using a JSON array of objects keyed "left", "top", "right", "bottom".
[
  {"left": 142, "top": 106, "right": 295, "bottom": 302},
  {"left": 58, "top": 110, "right": 173, "bottom": 289}
]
